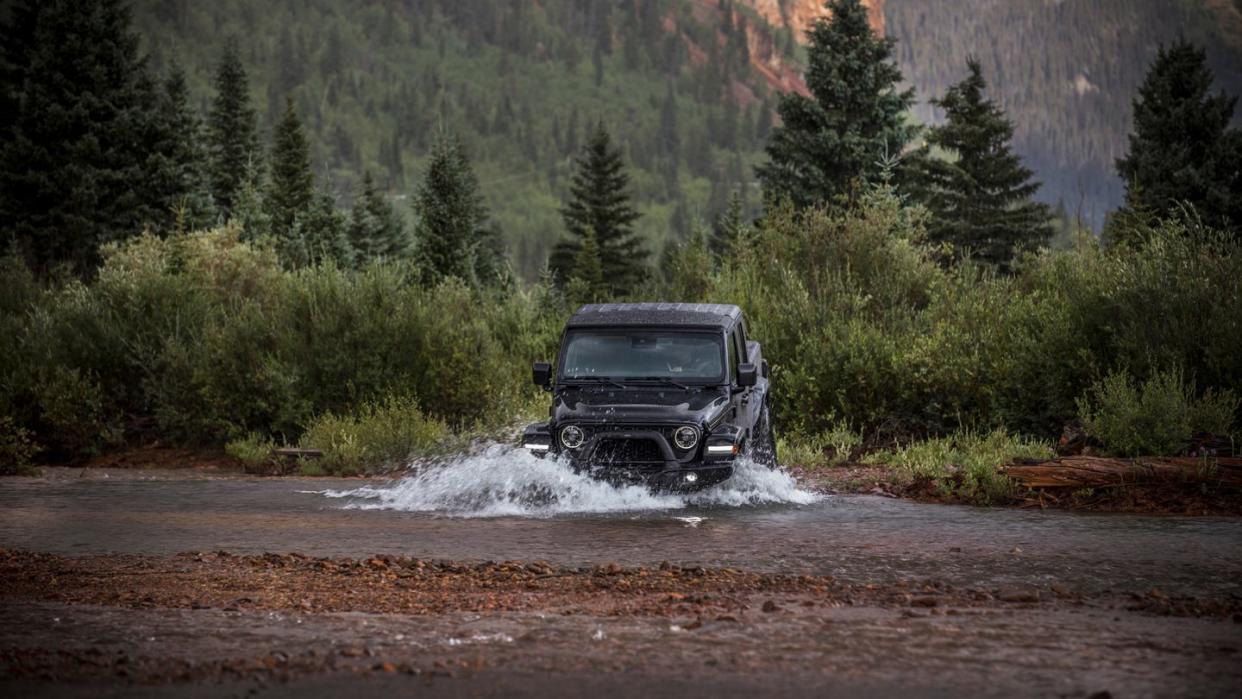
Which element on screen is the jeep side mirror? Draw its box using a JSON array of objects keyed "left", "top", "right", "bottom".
[
  {"left": 532, "top": 361, "right": 552, "bottom": 388},
  {"left": 736, "top": 363, "right": 757, "bottom": 388}
]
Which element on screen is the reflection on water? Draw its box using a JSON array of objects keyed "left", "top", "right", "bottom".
[{"left": 1, "top": 450, "right": 1240, "bottom": 598}]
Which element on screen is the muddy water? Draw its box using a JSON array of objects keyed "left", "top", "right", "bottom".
[{"left": 2, "top": 448, "right": 1240, "bottom": 597}]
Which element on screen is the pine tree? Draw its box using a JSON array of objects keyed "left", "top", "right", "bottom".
[
  {"left": 293, "top": 190, "right": 353, "bottom": 269},
  {"left": 0, "top": 0, "right": 169, "bottom": 274},
  {"left": 208, "top": 39, "right": 261, "bottom": 218},
  {"left": 1114, "top": 40, "right": 1242, "bottom": 236},
  {"left": 412, "top": 130, "right": 496, "bottom": 285},
  {"left": 231, "top": 160, "right": 270, "bottom": 243},
  {"left": 755, "top": 0, "right": 917, "bottom": 207},
  {"left": 710, "top": 188, "right": 749, "bottom": 261},
  {"left": 152, "top": 62, "right": 215, "bottom": 232},
  {"left": 550, "top": 122, "right": 648, "bottom": 294},
  {"left": 265, "top": 98, "right": 315, "bottom": 243},
  {"left": 565, "top": 227, "right": 606, "bottom": 305},
  {"left": 348, "top": 170, "right": 408, "bottom": 265},
  {"left": 917, "top": 60, "right": 1052, "bottom": 269}
]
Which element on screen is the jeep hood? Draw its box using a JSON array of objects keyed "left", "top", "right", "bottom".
[{"left": 552, "top": 387, "right": 731, "bottom": 427}]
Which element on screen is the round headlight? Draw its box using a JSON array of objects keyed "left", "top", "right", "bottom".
[
  {"left": 560, "top": 425, "right": 585, "bottom": 449},
  {"left": 673, "top": 426, "right": 699, "bottom": 450}
]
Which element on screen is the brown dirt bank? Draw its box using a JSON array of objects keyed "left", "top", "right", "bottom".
[
  {"left": 3, "top": 550, "right": 1240, "bottom": 696},
  {"left": 2, "top": 548, "right": 1238, "bottom": 621},
  {"left": 792, "top": 460, "right": 1242, "bottom": 515}
]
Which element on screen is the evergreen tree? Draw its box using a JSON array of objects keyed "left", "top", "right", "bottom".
[
  {"left": 565, "top": 227, "right": 606, "bottom": 305},
  {"left": 292, "top": 190, "right": 353, "bottom": 269},
  {"left": 412, "top": 129, "right": 497, "bottom": 285},
  {"left": 755, "top": 0, "right": 917, "bottom": 207},
  {"left": 348, "top": 170, "right": 408, "bottom": 265},
  {"left": 550, "top": 122, "right": 648, "bottom": 294},
  {"left": 265, "top": 98, "right": 315, "bottom": 243},
  {"left": 231, "top": 160, "right": 270, "bottom": 242},
  {"left": 918, "top": 60, "right": 1052, "bottom": 269},
  {"left": 152, "top": 62, "right": 215, "bottom": 232},
  {"left": 208, "top": 39, "right": 261, "bottom": 218},
  {"left": 710, "top": 188, "right": 749, "bottom": 261},
  {"left": 1114, "top": 40, "right": 1242, "bottom": 236},
  {"left": 0, "top": 0, "right": 168, "bottom": 274}
]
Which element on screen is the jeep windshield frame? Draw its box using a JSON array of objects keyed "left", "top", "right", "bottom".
[{"left": 556, "top": 328, "right": 726, "bottom": 386}]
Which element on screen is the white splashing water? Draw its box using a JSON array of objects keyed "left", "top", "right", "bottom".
[{"left": 324, "top": 443, "right": 817, "bottom": 518}]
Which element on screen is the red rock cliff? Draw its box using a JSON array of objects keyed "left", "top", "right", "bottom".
[{"left": 739, "top": 0, "right": 885, "bottom": 40}]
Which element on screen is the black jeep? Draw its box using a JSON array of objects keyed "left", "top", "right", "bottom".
[{"left": 522, "top": 303, "right": 776, "bottom": 491}]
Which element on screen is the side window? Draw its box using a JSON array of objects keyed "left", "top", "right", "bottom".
[{"left": 734, "top": 326, "right": 747, "bottom": 363}]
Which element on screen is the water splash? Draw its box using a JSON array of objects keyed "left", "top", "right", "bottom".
[{"left": 325, "top": 443, "right": 817, "bottom": 517}]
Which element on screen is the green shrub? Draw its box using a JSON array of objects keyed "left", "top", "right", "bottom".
[
  {"left": 1076, "top": 368, "right": 1239, "bottom": 457},
  {"left": 32, "top": 367, "right": 120, "bottom": 461},
  {"left": 0, "top": 416, "right": 41, "bottom": 476},
  {"left": 867, "top": 428, "right": 1054, "bottom": 504},
  {"left": 300, "top": 395, "right": 450, "bottom": 474},
  {"left": 2, "top": 186, "right": 1238, "bottom": 485},
  {"left": 224, "top": 432, "right": 277, "bottom": 472},
  {"left": 777, "top": 420, "right": 862, "bottom": 469}
]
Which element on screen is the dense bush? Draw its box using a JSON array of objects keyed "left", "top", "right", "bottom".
[
  {"left": 0, "top": 416, "right": 41, "bottom": 476},
  {"left": 0, "top": 228, "right": 562, "bottom": 465},
  {"left": 669, "top": 187, "right": 1240, "bottom": 446},
  {"left": 1077, "top": 368, "right": 1239, "bottom": 457},
  {"left": 300, "top": 395, "right": 450, "bottom": 475},
  {"left": 1, "top": 188, "right": 1237, "bottom": 470}
]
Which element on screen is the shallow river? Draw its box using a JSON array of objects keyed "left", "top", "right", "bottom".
[{"left": 2, "top": 448, "right": 1240, "bottom": 597}]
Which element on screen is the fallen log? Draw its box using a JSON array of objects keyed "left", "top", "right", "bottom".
[{"left": 1002, "top": 456, "right": 1242, "bottom": 489}]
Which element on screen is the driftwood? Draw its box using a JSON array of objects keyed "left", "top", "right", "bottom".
[{"left": 1002, "top": 456, "right": 1242, "bottom": 489}]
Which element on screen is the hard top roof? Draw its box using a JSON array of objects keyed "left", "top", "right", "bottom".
[{"left": 567, "top": 302, "right": 742, "bottom": 330}]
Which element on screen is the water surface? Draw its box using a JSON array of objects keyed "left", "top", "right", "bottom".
[{"left": 2, "top": 448, "right": 1238, "bottom": 598}]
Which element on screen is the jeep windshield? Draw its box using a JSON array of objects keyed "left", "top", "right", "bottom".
[{"left": 559, "top": 330, "right": 725, "bottom": 384}]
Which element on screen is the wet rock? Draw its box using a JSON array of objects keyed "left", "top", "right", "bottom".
[
  {"left": 1049, "top": 583, "right": 1073, "bottom": 598},
  {"left": 761, "top": 600, "right": 780, "bottom": 613},
  {"left": 910, "top": 596, "right": 939, "bottom": 608}
]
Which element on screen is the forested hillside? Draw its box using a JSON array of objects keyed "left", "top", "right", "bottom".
[
  {"left": 884, "top": 0, "right": 1242, "bottom": 228},
  {"left": 132, "top": 0, "right": 793, "bottom": 280}
]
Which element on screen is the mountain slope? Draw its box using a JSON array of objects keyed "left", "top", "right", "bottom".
[
  {"left": 883, "top": 0, "right": 1242, "bottom": 227},
  {"left": 132, "top": 0, "right": 796, "bottom": 280}
]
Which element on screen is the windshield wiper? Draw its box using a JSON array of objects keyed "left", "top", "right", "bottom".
[{"left": 629, "top": 376, "right": 692, "bottom": 390}]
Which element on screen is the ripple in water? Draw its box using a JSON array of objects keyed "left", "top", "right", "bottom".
[{"left": 324, "top": 444, "right": 817, "bottom": 517}]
